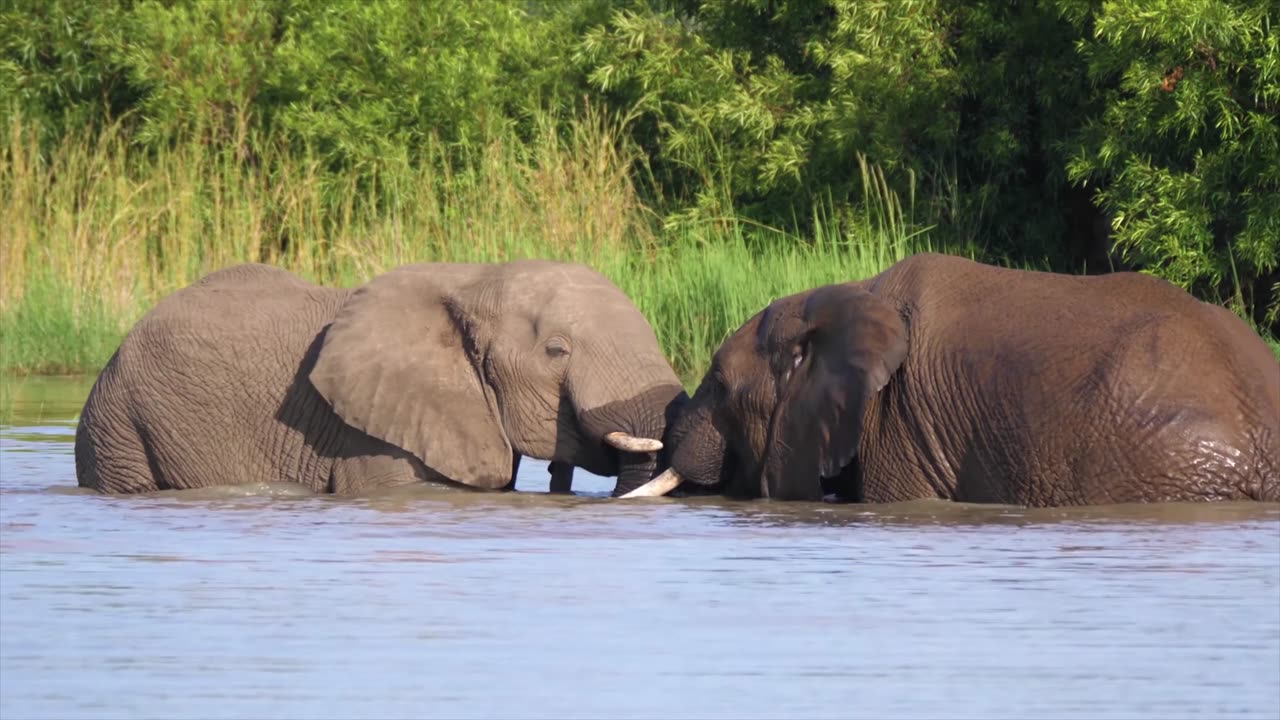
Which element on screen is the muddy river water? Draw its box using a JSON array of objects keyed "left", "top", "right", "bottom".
[{"left": 1, "top": 375, "right": 1278, "bottom": 719}]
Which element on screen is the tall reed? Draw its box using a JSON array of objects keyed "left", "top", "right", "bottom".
[{"left": 1, "top": 109, "right": 931, "bottom": 382}]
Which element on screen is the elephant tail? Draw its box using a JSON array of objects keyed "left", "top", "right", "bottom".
[{"left": 74, "top": 412, "right": 100, "bottom": 491}]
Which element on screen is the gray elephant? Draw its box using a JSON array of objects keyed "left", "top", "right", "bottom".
[
  {"left": 625, "top": 253, "right": 1279, "bottom": 506},
  {"left": 75, "top": 260, "right": 685, "bottom": 496}
]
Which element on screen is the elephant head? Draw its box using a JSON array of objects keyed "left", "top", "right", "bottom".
[
  {"left": 626, "top": 283, "right": 907, "bottom": 501},
  {"left": 308, "top": 259, "right": 684, "bottom": 495}
]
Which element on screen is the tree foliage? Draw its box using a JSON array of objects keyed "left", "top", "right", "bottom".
[
  {"left": 3, "top": 0, "right": 1276, "bottom": 327},
  {"left": 1064, "top": 0, "right": 1279, "bottom": 323}
]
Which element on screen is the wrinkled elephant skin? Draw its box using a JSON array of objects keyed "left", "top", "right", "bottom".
[
  {"left": 648, "top": 253, "right": 1279, "bottom": 507},
  {"left": 75, "top": 261, "right": 684, "bottom": 496}
]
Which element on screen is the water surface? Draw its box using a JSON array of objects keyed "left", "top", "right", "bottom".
[{"left": 2, "top": 376, "right": 1278, "bottom": 719}]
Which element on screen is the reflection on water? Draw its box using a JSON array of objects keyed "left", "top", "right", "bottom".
[{"left": 2, "top": 376, "right": 1278, "bottom": 720}]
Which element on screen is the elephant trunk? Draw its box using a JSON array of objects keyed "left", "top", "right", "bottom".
[
  {"left": 618, "top": 467, "right": 684, "bottom": 498},
  {"left": 610, "top": 388, "right": 689, "bottom": 496},
  {"left": 573, "top": 377, "right": 686, "bottom": 496},
  {"left": 620, "top": 381, "right": 727, "bottom": 499},
  {"left": 614, "top": 451, "right": 660, "bottom": 497}
]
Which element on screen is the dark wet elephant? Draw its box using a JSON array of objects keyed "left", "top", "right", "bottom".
[
  {"left": 625, "top": 253, "right": 1279, "bottom": 506},
  {"left": 76, "top": 260, "right": 684, "bottom": 496}
]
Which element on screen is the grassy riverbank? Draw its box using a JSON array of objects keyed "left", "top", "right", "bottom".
[
  {"left": 0, "top": 114, "right": 931, "bottom": 384},
  {"left": 1, "top": 230, "right": 927, "bottom": 386},
  {"left": 2, "top": 114, "right": 1275, "bottom": 387}
]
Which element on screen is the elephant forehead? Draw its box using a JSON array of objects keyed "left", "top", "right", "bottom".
[
  {"left": 710, "top": 316, "right": 772, "bottom": 383},
  {"left": 503, "top": 274, "right": 636, "bottom": 311},
  {"left": 501, "top": 259, "right": 619, "bottom": 289},
  {"left": 533, "top": 296, "right": 647, "bottom": 333},
  {"left": 753, "top": 297, "right": 806, "bottom": 351}
]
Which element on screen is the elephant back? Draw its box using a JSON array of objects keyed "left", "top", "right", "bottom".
[
  {"left": 78, "top": 264, "right": 350, "bottom": 491},
  {"left": 867, "top": 253, "right": 1278, "bottom": 503}
]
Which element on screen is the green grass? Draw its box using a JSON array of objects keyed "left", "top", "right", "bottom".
[
  {"left": 3, "top": 110, "right": 1272, "bottom": 391},
  {"left": 0, "top": 227, "right": 927, "bottom": 388},
  {"left": 0, "top": 111, "right": 929, "bottom": 386},
  {"left": 0, "top": 275, "right": 126, "bottom": 376}
]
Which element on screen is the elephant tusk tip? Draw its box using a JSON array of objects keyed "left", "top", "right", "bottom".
[
  {"left": 617, "top": 467, "right": 683, "bottom": 499},
  {"left": 603, "top": 431, "right": 663, "bottom": 454}
]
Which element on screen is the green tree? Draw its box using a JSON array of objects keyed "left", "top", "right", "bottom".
[
  {"left": 1064, "top": 0, "right": 1280, "bottom": 327},
  {"left": 112, "top": 0, "right": 284, "bottom": 153},
  {"left": 0, "top": 0, "right": 138, "bottom": 138},
  {"left": 265, "top": 0, "right": 577, "bottom": 171},
  {"left": 574, "top": 0, "right": 1277, "bottom": 325},
  {"left": 4, "top": 0, "right": 1276, "bottom": 325}
]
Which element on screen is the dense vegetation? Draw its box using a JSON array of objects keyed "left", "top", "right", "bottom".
[{"left": 2, "top": 0, "right": 1277, "bottom": 378}]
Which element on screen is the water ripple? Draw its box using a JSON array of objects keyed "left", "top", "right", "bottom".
[{"left": 2, "top": 379, "right": 1279, "bottom": 720}]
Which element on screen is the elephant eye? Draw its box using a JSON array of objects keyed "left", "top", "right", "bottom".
[
  {"left": 545, "top": 337, "right": 571, "bottom": 358},
  {"left": 779, "top": 341, "right": 806, "bottom": 384}
]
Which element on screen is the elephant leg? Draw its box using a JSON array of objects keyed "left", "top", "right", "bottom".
[
  {"left": 75, "top": 414, "right": 161, "bottom": 494},
  {"left": 502, "top": 453, "right": 522, "bottom": 491},
  {"left": 548, "top": 461, "right": 574, "bottom": 494}
]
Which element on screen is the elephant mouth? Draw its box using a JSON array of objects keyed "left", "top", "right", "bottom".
[
  {"left": 601, "top": 432, "right": 670, "bottom": 497},
  {"left": 818, "top": 459, "right": 863, "bottom": 503},
  {"left": 617, "top": 466, "right": 683, "bottom": 498},
  {"left": 622, "top": 457, "right": 864, "bottom": 502}
]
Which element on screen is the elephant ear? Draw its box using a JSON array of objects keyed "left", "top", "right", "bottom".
[
  {"left": 309, "top": 268, "right": 513, "bottom": 489},
  {"left": 763, "top": 285, "right": 907, "bottom": 500}
]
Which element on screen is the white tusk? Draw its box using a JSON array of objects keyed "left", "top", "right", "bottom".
[
  {"left": 618, "top": 467, "right": 683, "bottom": 499},
  {"left": 604, "top": 431, "right": 663, "bottom": 454}
]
